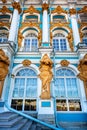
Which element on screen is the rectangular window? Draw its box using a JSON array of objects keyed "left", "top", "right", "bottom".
[
  {"left": 24, "top": 99, "right": 36, "bottom": 111},
  {"left": 56, "top": 99, "right": 67, "bottom": 111},
  {"left": 11, "top": 99, "right": 23, "bottom": 111}
]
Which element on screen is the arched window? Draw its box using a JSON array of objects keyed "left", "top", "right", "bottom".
[
  {"left": 55, "top": 68, "right": 81, "bottom": 111},
  {"left": 53, "top": 33, "right": 67, "bottom": 51},
  {"left": 23, "top": 33, "right": 38, "bottom": 52},
  {"left": 0, "top": 33, "right": 8, "bottom": 43},
  {"left": 11, "top": 68, "right": 37, "bottom": 111},
  {"left": 82, "top": 32, "right": 87, "bottom": 46}
]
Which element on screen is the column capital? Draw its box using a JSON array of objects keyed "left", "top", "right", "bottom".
[
  {"left": 42, "top": 3, "right": 49, "bottom": 11},
  {"left": 12, "top": 1, "right": 22, "bottom": 14},
  {"left": 69, "top": 8, "right": 77, "bottom": 16}
]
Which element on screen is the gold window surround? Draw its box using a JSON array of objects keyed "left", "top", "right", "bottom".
[
  {"left": 50, "top": 23, "right": 74, "bottom": 51},
  {"left": 18, "top": 22, "right": 42, "bottom": 48}
]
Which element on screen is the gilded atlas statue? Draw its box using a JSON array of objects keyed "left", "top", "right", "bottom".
[
  {"left": 38, "top": 54, "right": 53, "bottom": 99},
  {"left": 77, "top": 54, "right": 87, "bottom": 99},
  {"left": 0, "top": 49, "right": 10, "bottom": 98}
]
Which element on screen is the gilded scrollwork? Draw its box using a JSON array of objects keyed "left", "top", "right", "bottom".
[
  {"left": 42, "top": 3, "right": 49, "bottom": 11},
  {"left": 0, "top": 6, "right": 12, "bottom": 14},
  {"left": 69, "top": 8, "right": 76, "bottom": 15},
  {"left": 24, "top": 5, "right": 40, "bottom": 14},
  {"left": 38, "top": 54, "right": 53, "bottom": 99},
  {"left": 60, "top": 60, "right": 70, "bottom": 67},
  {"left": 1, "top": 0, "right": 7, "bottom": 3},
  {"left": 22, "top": 60, "right": 31, "bottom": 67},
  {"left": 12, "top": 2, "right": 22, "bottom": 14},
  {"left": 67, "top": 32, "right": 74, "bottom": 51},
  {"left": 77, "top": 54, "right": 87, "bottom": 99},
  {"left": 51, "top": 6, "right": 67, "bottom": 14},
  {"left": 78, "top": 6, "right": 87, "bottom": 14},
  {"left": 0, "top": 49, "right": 10, "bottom": 98},
  {"left": 18, "top": 31, "right": 24, "bottom": 48}
]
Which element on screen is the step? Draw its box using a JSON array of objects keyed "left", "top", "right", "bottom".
[
  {"left": 29, "top": 122, "right": 37, "bottom": 130},
  {"left": 21, "top": 120, "right": 33, "bottom": 130},
  {"left": 0, "top": 116, "right": 23, "bottom": 127},
  {"left": 0, "top": 113, "right": 18, "bottom": 121}
]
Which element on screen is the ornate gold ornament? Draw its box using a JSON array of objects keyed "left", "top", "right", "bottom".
[
  {"left": 60, "top": 60, "right": 70, "bottom": 67},
  {"left": 19, "top": 22, "right": 42, "bottom": 47},
  {"left": 0, "top": 22, "right": 10, "bottom": 29},
  {"left": 67, "top": 33, "right": 74, "bottom": 51},
  {"left": 1, "top": 0, "right": 7, "bottom": 3},
  {"left": 38, "top": 54, "right": 53, "bottom": 99},
  {"left": 69, "top": 8, "right": 76, "bottom": 15},
  {"left": 0, "top": 49, "right": 10, "bottom": 98},
  {"left": 50, "top": 23, "right": 73, "bottom": 51},
  {"left": 78, "top": 6, "right": 87, "bottom": 14},
  {"left": 51, "top": 6, "right": 67, "bottom": 14},
  {"left": 42, "top": 3, "right": 49, "bottom": 11},
  {"left": 79, "top": 23, "right": 87, "bottom": 41},
  {"left": 24, "top": 5, "right": 40, "bottom": 14},
  {"left": 18, "top": 31, "right": 24, "bottom": 48},
  {"left": 77, "top": 54, "right": 87, "bottom": 99},
  {"left": 12, "top": 2, "right": 22, "bottom": 14},
  {"left": 0, "top": 6, "right": 12, "bottom": 14},
  {"left": 22, "top": 60, "right": 31, "bottom": 67}
]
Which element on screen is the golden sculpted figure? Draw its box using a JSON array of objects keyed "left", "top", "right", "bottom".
[
  {"left": 38, "top": 54, "right": 53, "bottom": 99},
  {"left": 0, "top": 49, "right": 10, "bottom": 98},
  {"left": 77, "top": 54, "right": 87, "bottom": 99}
]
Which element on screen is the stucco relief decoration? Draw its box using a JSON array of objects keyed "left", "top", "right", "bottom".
[
  {"left": 60, "top": 60, "right": 70, "bottom": 67},
  {"left": 0, "top": 6, "right": 12, "bottom": 14},
  {"left": 1, "top": 0, "right": 7, "bottom": 3},
  {"left": 42, "top": 3, "right": 49, "bottom": 11},
  {"left": 18, "top": 31, "right": 24, "bottom": 48},
  {"left": 51, "top": 6, "right": 67, "bottom": 14},
  {"left": 67, "top": 33, "right": 74, "bottom": 51},
  {"left": 24, "top": 5, "right": 40, "bottom": 14},
  {"left": 79, "top": 23, "right": 87, "bottom": 41},
  {"left": 0, "top": 22, "right": 9, "bottom": 29},
  {"left": 22, "top": 60, "right": 31, "bottom": 67},
  {"left": 69, "top": 8, "right": 76, "bottom": 15},
  {"left": 38, "top": 54, "right": 53, "bottom": 99},
  {"left": 77, "top": 54, "right": 87, "bottom": 99},
  {"left": 78, "top": 6, "right": 87, "bottom": 14},
  {"left": 0, "top": 49, "right": 10, "bottom": 98},
  {"left": 12, "top": 2, "right": 22, "bottom": 14}
]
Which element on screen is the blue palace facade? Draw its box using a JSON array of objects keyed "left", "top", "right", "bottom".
[{"left": 0, "top": 0, "right": 87, "bottom": 129}]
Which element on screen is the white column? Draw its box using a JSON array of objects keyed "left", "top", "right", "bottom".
[
  {"left": 42, "top": 3, "right": 49, "bottom": 43},
  {"left": 71, "top": 14, "right": 80, "bottom": 46},
  {"left": 8, "top": 1, "right": 21, "bottom": 43}
]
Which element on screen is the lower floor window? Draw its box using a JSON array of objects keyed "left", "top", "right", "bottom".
[
  {"left": 11, "top": 99, "right": 36, "bottom": 111},
  {"left": 56, "top": 99, "right": 81, "bottom": 111}
]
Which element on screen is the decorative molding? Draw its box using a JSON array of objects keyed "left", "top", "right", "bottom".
[
  {"left": 60, "top": 60, "right": 70, "bottom": 67},
  {"left": 42, "top": 3, "right": 49, "bottom": 11},
  {"left": 22, "top": 60, "right": 31, "bottom": 67},
  {"left": 77, "top": 54, "right": 87, "bottom": 99},
  {"left": 51, "top": 6, "right": 67, "bottom": 14},
  {"left": 0, "top": 6, "right": 12, "bottom": 14},
  {"left": 79, "top": 23, "right": 87, "bottom": 41},
  {"left": 1, "top": 0, "right": 7, "bottom": 3},
  {"left": 78, "top": 6, "right": 87, "bottom": 14},
  {"left": 38, "top": 54, "right": 53, "bottom": 99},
  {"left": 0, "top": 22, "right": 10, "bottom": 29},
  {"left": 18, "top": 31, "right": 24, "bottom": 48},
  {"left": 12, "top": 2, "right": 22, "bottom": 14},
  {"left": 67, "top": 33, "right": 74, "bottom": 51},
  {"left": 0, "top": 49, "right": 10, "bottom": 98},
  {"left": 19, "top": 22, "right": 42, "bottom": 47},
  {"left": 24, "top": 5, "right": 40, "bottom": 14},
  {"left": 69, "top": 8, "right": 76, "bottom": 15}
]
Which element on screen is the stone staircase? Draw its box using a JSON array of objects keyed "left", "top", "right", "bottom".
[{"left": 0, "top": 112, "right": 53, "bottom": 130}]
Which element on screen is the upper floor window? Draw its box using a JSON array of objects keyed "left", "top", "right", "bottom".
[
  {"left": 24, "top": 33, "right": 38, "bottom": 52},
  {"left": 53, "top": 15, "right": 67, "bottom": 23},
  {"left": 79, "top": 13, "right": 87, "bottom": 23},
  {"left": 53, "top": 33, "right": 67, "bottom": 51},
  {"left": 82, "top": 33, "right": 87, "bottom": 46}
]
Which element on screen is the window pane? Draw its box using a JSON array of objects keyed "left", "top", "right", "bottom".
[
  {"left": 56, "top": 99, "right": 67, "bottom": 111},
  {"left": 69, "top": 100, "right": 81, "bottom": 111}
]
